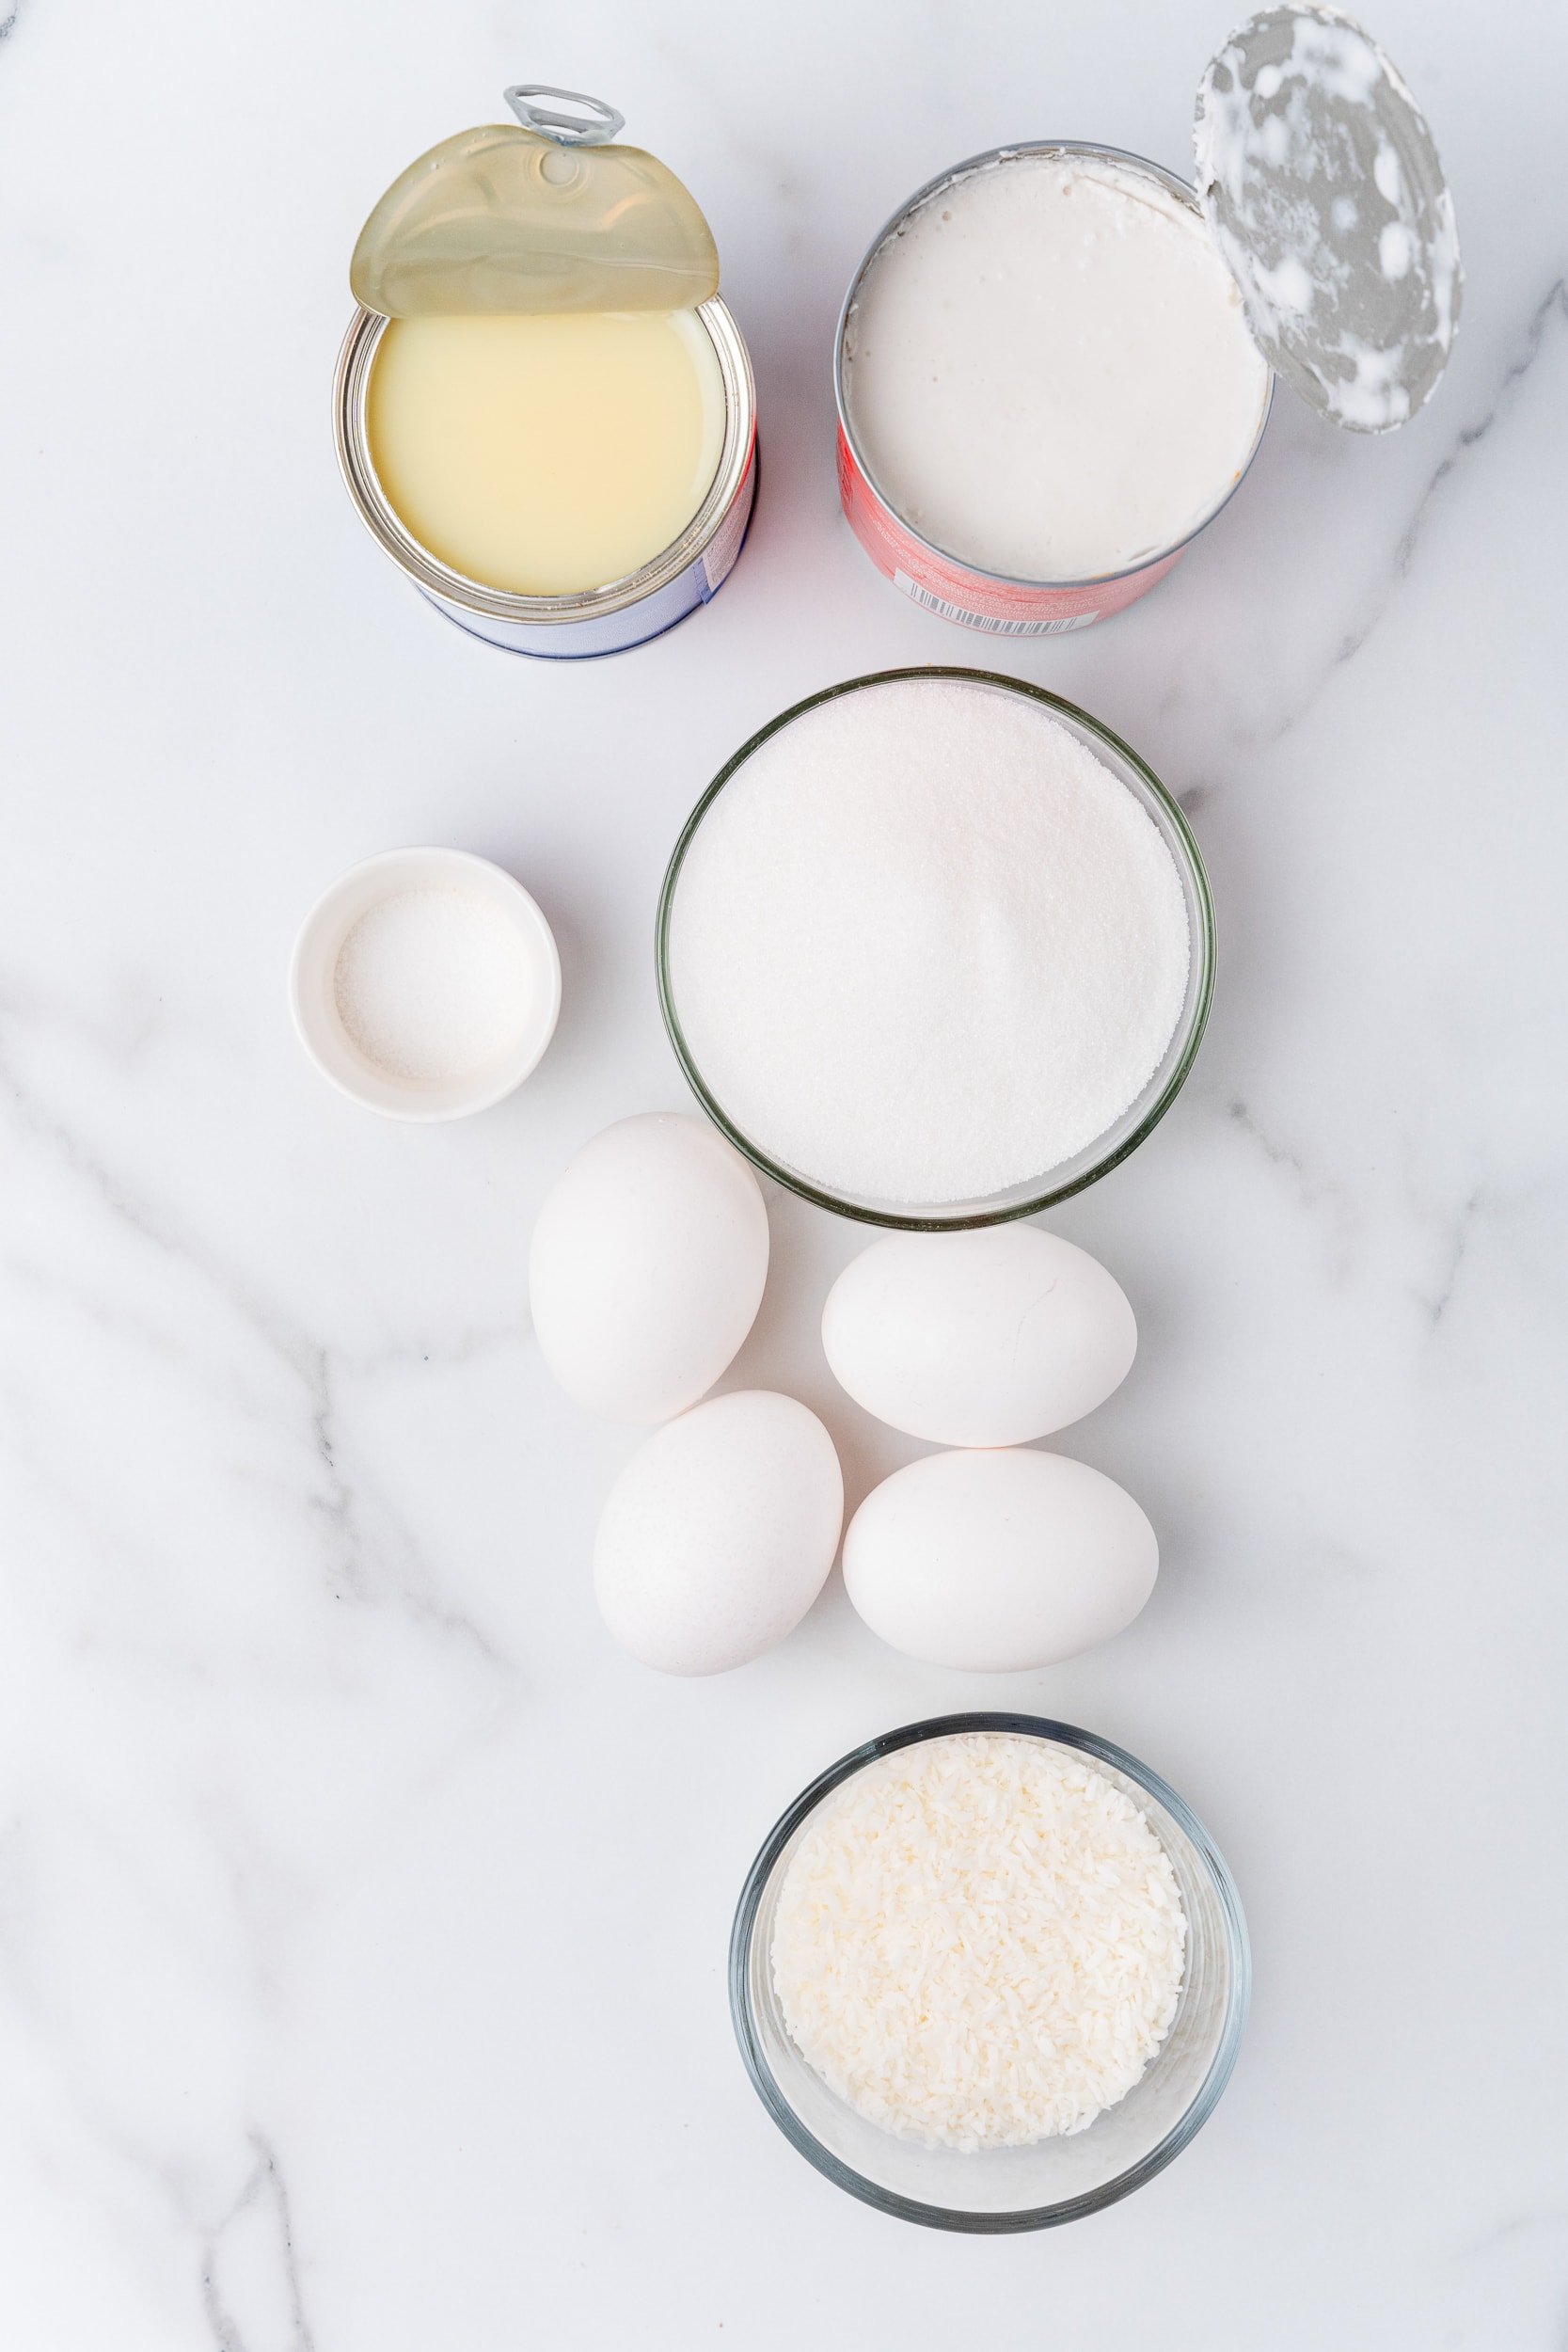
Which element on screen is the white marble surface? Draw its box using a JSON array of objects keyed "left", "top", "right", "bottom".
[{"left": 2, "top": 0, "right": 1565, "bottom": 2343}]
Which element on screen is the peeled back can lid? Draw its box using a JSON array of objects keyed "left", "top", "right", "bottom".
[
  {"left": 1194, "top": 5, "right": 1462, "bottom": 433},
  {"left": 350, "top": 84, "right": 721, "bottom": 318}
]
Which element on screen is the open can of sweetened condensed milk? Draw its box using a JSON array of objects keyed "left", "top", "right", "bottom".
[{"left": 336, "top": 84, "right": 756, "bottom": 658}]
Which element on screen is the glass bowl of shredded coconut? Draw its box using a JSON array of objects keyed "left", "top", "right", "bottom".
[
  {"left": 657, "top": 671, "right": 1213, "bottom": 1228},
  {"left": 730, "top": 1716, "right": 1248, "bottom": 2230}
]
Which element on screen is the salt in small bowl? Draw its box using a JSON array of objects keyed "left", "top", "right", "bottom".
[{"left": 289, "top": 847, "right": 561, "bottom": 1121}]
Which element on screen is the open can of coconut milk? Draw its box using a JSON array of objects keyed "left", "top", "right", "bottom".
[
  {"left": 336, "top": 86, "right": 757, "bottom": 658},
  {"left": 834, "top": 143, "right": 1272, "bottom": 637},
  {"left": 835, "top": 7, "right": 1462, "bottom": 635}
]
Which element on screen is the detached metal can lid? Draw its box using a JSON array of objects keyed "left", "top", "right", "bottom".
[
  {"left": 350, "top": 85, "right": 720, "bottom": 318},
  {"left": 1194, "top": 6, "right": 1462, "bottom": 432}
]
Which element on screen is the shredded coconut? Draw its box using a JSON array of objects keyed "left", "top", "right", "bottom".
[
  {"left": 667, "top": 678, "right": 1191, "bottom": 1205},
  {"left": 770, "top": 1732, "right": 1186, "bottom": 2151}
]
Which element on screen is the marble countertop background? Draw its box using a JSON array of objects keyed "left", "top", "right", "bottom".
[{"left": 2, "top": 0, "right": 1565, "bottom": 2344}]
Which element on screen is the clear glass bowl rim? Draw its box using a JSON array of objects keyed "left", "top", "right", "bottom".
[
  {"left": 729, "top": 1709, "right": 1251, "bottom": 2233},
  {"left": 656, "top": 667, "right": 1216, "bottom": 1230}
]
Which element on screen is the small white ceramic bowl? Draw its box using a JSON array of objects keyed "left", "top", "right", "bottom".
[{"left": 289, "top": 847, "right": 562, "bottom": 1121}]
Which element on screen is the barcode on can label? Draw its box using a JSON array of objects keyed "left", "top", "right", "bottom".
[{"left": 895, "top": 573, "right": 1101, "bottom": 634}]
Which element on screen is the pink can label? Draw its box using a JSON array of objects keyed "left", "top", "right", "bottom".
[{"left": 836, "top": 427, "right": 1180, "bottom": 635}]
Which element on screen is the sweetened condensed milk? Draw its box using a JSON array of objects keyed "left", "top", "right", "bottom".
[{"left": 367, "top": 309, "right": 726, "bottom": 595}]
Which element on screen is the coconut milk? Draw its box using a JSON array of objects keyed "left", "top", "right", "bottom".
[{"left": 836, "top": 146, "right": 1271, "bottom": 631}]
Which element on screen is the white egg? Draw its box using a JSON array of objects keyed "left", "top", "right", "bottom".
[
  {"left": 529, "top": 1112, "right": 769, "bottom": 1422},
  {"left": 843, "top": 1447, "right": 1156, "bottom": 1671},
  {"left": 594, "top": 1391, "right": 844, "bottom": 1675},
  {"left": 822, "top": 1226, "right": 1136, "bottom": 1446}
]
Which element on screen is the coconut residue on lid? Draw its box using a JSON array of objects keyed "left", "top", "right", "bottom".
[
  {"left": 666, "top": 677, "right": 1192, "bottom": 1206},
  {"left": 334, "top": 884, "right": 536, "bottom": 1082},
  {"left": 770, "top": 1733, "right": 1187, "bottom": 2150},
  {"left": 1195, "top": 4, "right": 1462, "bottom": 431}
]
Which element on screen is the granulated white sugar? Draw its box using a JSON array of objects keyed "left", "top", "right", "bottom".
[
  {"left": 770, "top": 1733, "right": 1186, "bottom": 2151},
  {"left": 333, "top": 885, "right": 533, "bottom": 1082},
  {"left": 667, "top": 679, "right": 1191, "bottom": 1204}
]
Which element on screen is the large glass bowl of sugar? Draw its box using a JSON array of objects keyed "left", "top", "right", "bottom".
[
  {"left": 730, "top": 1713, "right": 1249, "bottom": 2231},
  {"left": 657, "top": 669, "right": 1213, "bottom": 1228}
]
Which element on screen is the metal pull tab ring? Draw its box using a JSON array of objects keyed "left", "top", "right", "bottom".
[{"left": 503, "top": 85, "right": 626, "bottom": 146}]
